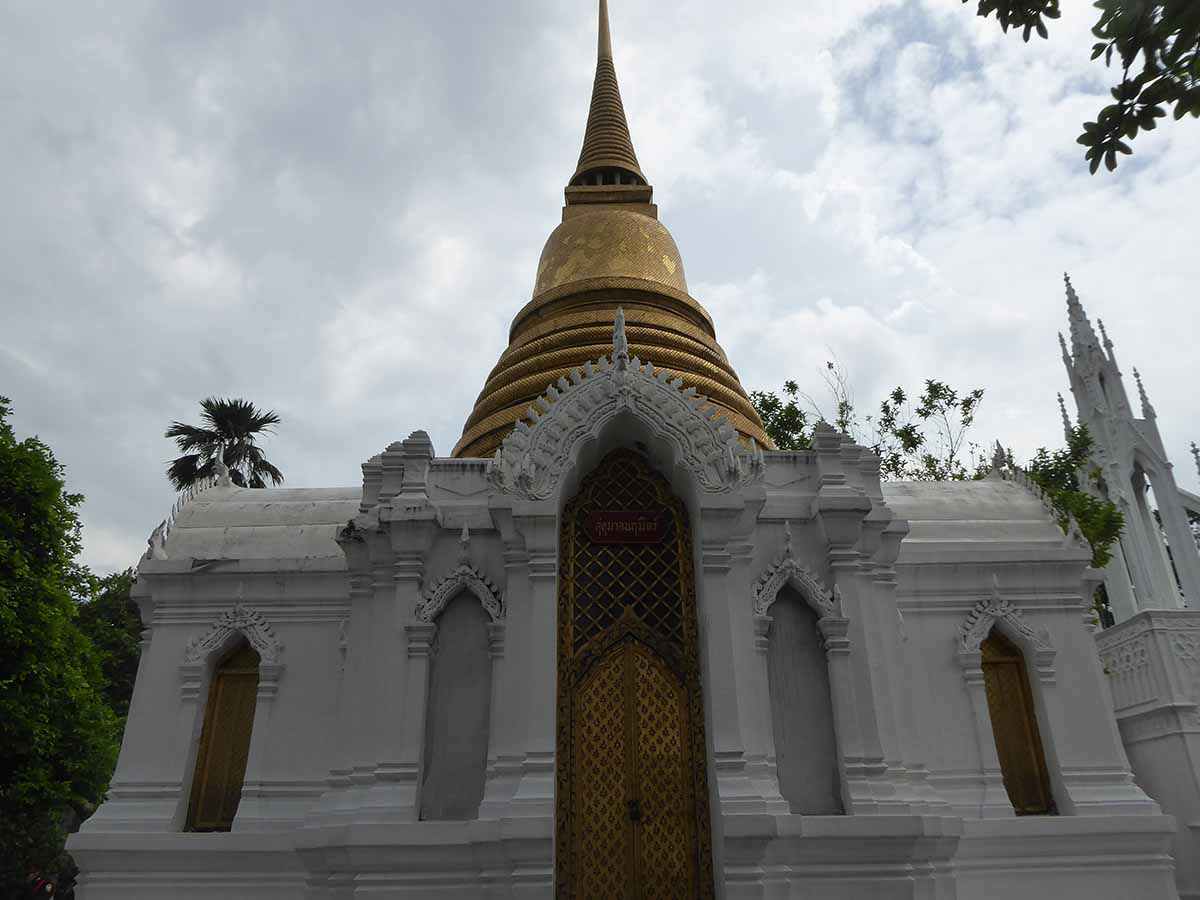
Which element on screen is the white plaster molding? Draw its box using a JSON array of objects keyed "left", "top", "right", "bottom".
[
  {"left": 751, "top": 522, "right": 840, "bottom": 619},
  {"left": 484, "top": 307, "right": 764, "bottom": 500},
  {"left": 183, "top": 603, "right": 284, "bottom": 665},
  {"left": 416, "top": 529, "right": 503, "bottom": 624},
  {"left": 179, "top": 602, "right": 284, "bottom": 702},
  {"left": 1000, "top": 465, "right": 1089, "bottom": 553},
  {"left": 957, "top": 576, "right": 1055, "bottom": 675},
  {"left": 140, "top": 471, "right": 229, "bottom": 563},
  {"left": 416, "top": 563, "right": 502, "bottom": 623}
]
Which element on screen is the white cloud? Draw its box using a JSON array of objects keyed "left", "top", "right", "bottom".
[{"left": 3, "top": 0, "right": 1198, "bottom": 576}]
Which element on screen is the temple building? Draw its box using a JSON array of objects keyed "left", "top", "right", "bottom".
[{"left": 71, "top": 4, "right": 1188, "bottom": 898}]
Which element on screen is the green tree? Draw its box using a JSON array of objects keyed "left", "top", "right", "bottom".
[
  {"left": 966, "top": 1, "right": 1200, "bottom": 171},
  {"left": 76, "top": 569, "right": 142, "bottom": 723},
  {"left": 1026, "top": 424, "right": 1124, "bottom": 570},
  {"left": 750, "top": 365, "right": 988, "bottom": 480},
  {"left": 0, "top": 397, "right": 120, "bottom": 892},
  {"left": 165, "top": 397, "right": 284, "bottom": 491},
  {"left": 748, "top": 381, "right": 813, "bottom": 451},
  {"left": 873, "top": 381, "right": 987, "bottom": 481}
]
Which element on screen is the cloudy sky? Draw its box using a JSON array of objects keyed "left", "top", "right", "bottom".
[{"left": 3, "top": 0, "right": 1197, "bottom": 574}]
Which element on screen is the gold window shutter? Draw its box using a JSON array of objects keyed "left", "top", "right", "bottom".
[
  {"left": 186, "top": 641, "right": 261, "bottom": 831},
  {"left": 981, "top": 628, "right": 1056, "bottom": 815}
]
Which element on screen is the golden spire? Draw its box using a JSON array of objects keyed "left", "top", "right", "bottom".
[
  {"left": 450, "top": 2, "right": 772, "bottom": 459},
  {"left": 571, "top": 0, "right": 645, "bottom": 186}
]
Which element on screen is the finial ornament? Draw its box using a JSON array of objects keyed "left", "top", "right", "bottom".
[
  {"left": 598, "top": 0, "right": 613, "bottom": 61},
  {"left": 1191, "top": 442, "right": 1199, "bottom": 478},
  {"left": 613, "top": 306, "right": 630, "bottom": 367},
  {"left": 783, "top": 520, "right": 793, "bottom": 558},
  {"left": 570, "top": 0, "right": 644, "bottom": 186},
  {"left": 213, "top": 444, "right": 233, "bottom": 487},
  {"left": 1057, "top": 393, "right": 1072, "bottom": 440},
  {"left": 458, "top": 523, "right": 471, "bottom": 565},
  {"left": 1063, "top": 272, "right": 1100, "bottom": 358},
  {"left": 1133, "top": 367, "right": 1156, "bottom": 419}
]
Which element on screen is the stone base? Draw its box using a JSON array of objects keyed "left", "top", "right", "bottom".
[
  {"left": 1097, "top": 609, "right": 1200, "bottom": 899},
  {"left": 69, "top": 811, "right": 1179, "bottom": 899}
]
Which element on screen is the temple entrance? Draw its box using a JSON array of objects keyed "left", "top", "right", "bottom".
[{"left": 556, "top": 449, "right": 714, "bottom": 899}]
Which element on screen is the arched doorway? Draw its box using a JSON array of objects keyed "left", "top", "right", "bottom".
[
  {"left": 981, "top": 626, "right": 1056, "bottom": 815},
  {"left": 555, "top": 449, "right": 715, "bottom": 898},
  {"left": 186, "top": 639, "right": 260, "bottom": 831}
]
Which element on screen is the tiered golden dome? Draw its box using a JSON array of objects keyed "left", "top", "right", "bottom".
[{"left": 451, "top": 1, "right": 772, "bottom": 459}]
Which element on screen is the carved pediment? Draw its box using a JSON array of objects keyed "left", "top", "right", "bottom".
[
  {"left": 184, "top": 604, "right": 283, "bottom": 665},
  {"left": 752, "top": 522, "right": 840, "bottom": 619},
  {"left": 485, "top": 308, "right": 764, "bottom": 501},
  {"left": 958, "top": 576, "right": 1054, "bottom": 656}
]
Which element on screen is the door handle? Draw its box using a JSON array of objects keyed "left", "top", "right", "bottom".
[{"left": 628, "top": 798, "right": 641, "bottom": 822}]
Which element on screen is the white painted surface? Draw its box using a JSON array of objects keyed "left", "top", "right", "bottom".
[{"left": 71, "top": 330, "right": 1180, "bottom": 897}]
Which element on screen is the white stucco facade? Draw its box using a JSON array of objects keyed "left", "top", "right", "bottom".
[{"left": 69, "top": 321, "right": 1181, "bottom": 899}]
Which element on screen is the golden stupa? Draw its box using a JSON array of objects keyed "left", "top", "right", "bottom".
[{"left": 452, "top": 0, "right": 772, "bottom": 459}]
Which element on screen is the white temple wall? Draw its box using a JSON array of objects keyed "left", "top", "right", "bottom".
[{"left": 70, "top": 418, "right": 1182, "bottom": 897}]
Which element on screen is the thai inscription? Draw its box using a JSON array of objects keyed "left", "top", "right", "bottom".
[{"left": 584, "top": 510, "right": 667, "bottom": 544}]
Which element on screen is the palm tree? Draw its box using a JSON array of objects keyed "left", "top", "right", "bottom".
[{"left": 165, "top": 397, "right": 284, "bottom": 490}]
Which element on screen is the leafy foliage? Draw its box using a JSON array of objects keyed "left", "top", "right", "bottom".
[
  {"left": 166, "top": 397, "right": 284, "bottom": 490},
  {"left": 0, "top": 397, "right": 120, "bottom": 892},
  {"left": 75, "top": 569, "right": 142, "bottom": 722},
  {"left": 967, "top": 0, "right": 1200, "bottom": 171},
  {"left": 873, "top": 381, "right": 987, "bottom": 481},
  {"left": 748, "top": 381, "right": 812, "bottom": 451},
  {"left": 750, "top": 364, "right": 989, "bottom": 481},
  {"left": 1027, "top": 424, "right": 1124, "bottom": 569},
  {"left": 969, "top": 0, "right": 1061, "bottom": 41}
]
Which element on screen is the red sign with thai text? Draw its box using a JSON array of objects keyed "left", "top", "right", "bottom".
[{"left": 584, "top": 510, "right": 666, "bottom": 544}]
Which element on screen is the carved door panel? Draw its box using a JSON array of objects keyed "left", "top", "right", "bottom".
[
  {"left": 981, "top": 629, "right": 1055, "bottom": 815},
  {"left": 557, "top": 450, "right": 714, "bottom": 899},
  {"left": 187, "top": 642, "right": 260, "bottom": 831},
  {"left": 572, "top": 640, "right": 696, "bottom": 899}
]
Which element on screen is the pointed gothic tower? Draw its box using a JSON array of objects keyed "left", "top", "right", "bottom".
[
  {"left": 1059, "top": 274, "right": 1200, "bottom": 619},
  {"left": 452, "top": 0, "right": 771, "bottom": 459}
]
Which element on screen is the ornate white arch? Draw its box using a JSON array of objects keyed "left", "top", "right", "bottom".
[
  {"left": 484, "top": 308, "right": 764, "bottom": 501},
  {"left": 416, "top": 563, "right": 503, "bottom": 624},
  {"left": 415, "top": 524, "right": 503, "bottom": 625},
  {"left": 957, "top": 576, "right": 1055, "bottom": 665},
  {"left": 752, "top": 523, "right": 840, "bottom": 619},
  {"left": 179, "top": 602, "right": 284, "bottom": 702},
  {"left": 184, "top": 603, "right": 283, "bottom": 665}
]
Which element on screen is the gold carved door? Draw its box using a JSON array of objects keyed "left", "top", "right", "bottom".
[
  {"left": 186, "top": 641, "right": 260, "bottom": 831},
  {"left": 981, "top": 628, "right": 1056, "bottom": 815},
  {"left": 556, "top": 450, "right": 714, "bottom": 899}
]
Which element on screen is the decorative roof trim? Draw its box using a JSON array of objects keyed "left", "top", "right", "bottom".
[
  {"left": 993, "top": 460, "right": 1089, "bottom": 552},
  {"left": 485, "top": 308, "right": 764, "bottom": 501},
  {"left": 142, "top": 460, "right": 234, "bottom": 562}
]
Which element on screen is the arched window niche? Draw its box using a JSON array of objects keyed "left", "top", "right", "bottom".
[
  {"left": 752, "top": 530, "right": 850, "bottom": 815},
  {"left": 186, "top": 638, "right": 261, "bottom": 831},
  {"left": 765, "top": 588, "right": 844, "bottom": 814},
  {"left": 413, "top": 552, "right": 504, "bottom": 822},
  {"left": 177, "top": 603, "right": 283, "bottom": 833},
  {"left": 957, "top": 580, "right": 1059, "bottom": 817}
]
